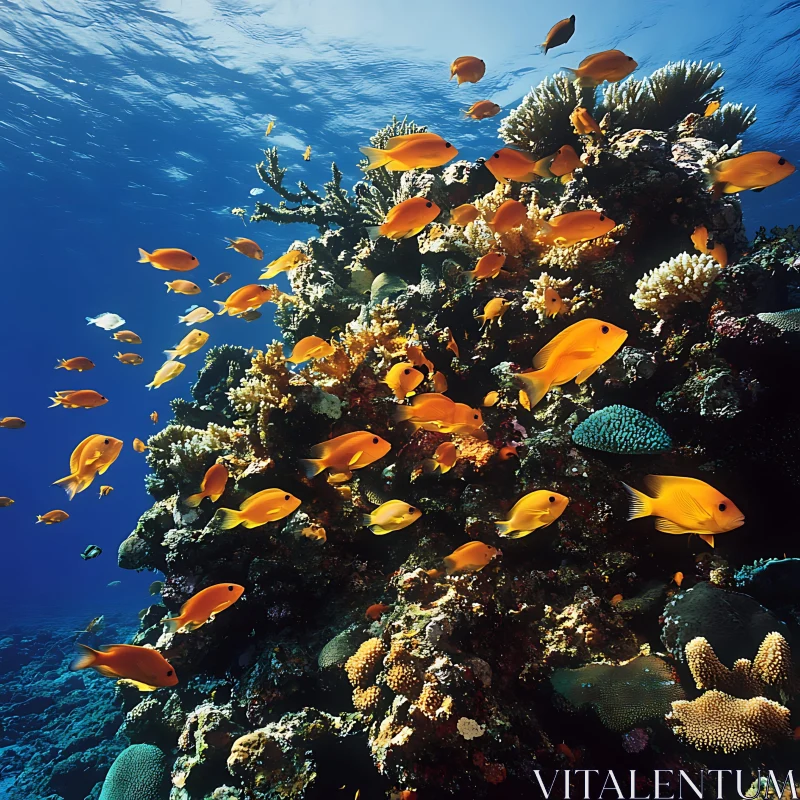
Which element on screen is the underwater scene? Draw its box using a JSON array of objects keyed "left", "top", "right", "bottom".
[{"left": 2, "top": 0, "right": 800, "bottom": 798}]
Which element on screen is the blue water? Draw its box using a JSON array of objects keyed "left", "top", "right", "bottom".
[{"left": 0, "top": 0, "right": 798, "bottom": 623}]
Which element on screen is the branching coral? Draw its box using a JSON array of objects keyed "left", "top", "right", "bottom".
[
  {"left": 522, "top": 272, "right": 576, "bottom": 321},
  {"left": 631, "top": 252, "right": 721, "bottom": 317}
]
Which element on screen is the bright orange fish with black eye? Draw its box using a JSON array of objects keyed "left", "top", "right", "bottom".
[
  {"left": 378, "top": 197, "right": 441, "bottom": 239},
  {"left": 54, "top": 434, "right": 124, "bottom": 499},
  {"left": 185, "top": 463, "right": 229, "bottom": 508},
  {"left": 165, "top": 280, "right": 201, "bottom": 295},
  {"left": 215, "top": 284, "right": 276, "bottom": 316},
  {"left": 301, "top": 431, "right": 391, "bottom": 479},
  {"left": 571, "top": 107, "right": 603, "bottom": 137},
  {"left": 71, "top": 643, "right": 178, "bottom": 690},
  {"left": 360, "top": 133, "right": 458, "bottom": 172},
  {"left": 485, "top": 148, "right": 538, "bottom": 184},
  {"left": 462, "top": 100, "right": 500, "bottom": 120},
  {"left": 422, "top": 441, "right": 458, "bottom": 474},
  {"left": 564, "top": 50, "right": 637, "bottom": 87},
  {"left": 443, "top": 541, "right": 499, "bottom": 575},
  {"left": 489, "top": 199, "right": 527, "bottom": 233},
  {"left": 56, "top": 357, "right": 95, "bottom": 372},
  {"left": 691, "top": 225, "right": 728, "bottom": 268},
  {"left": 138, "top": 247, "right": 198, "bottom": 271},
  {"left": 706, "top": 151, "right": 795, "bottom": 196},
  {"left": 163, "top": 583, "right": 244, "bottom": 633},
  {"left": 534, "top": 145, "right": 583, "bottom": 180},
  {"left": 37, "top": 510, "right": 69, "bottom": 524},
  {"left": 384, "top": 362, "right": 424, "bottom": 401},
  {"left": 476, "top": 298, "right": 510, "bottom": 329},
  {"left": 49, "top": 390, "right": 108, "bottom": 409},
  {"left": 464, "top": 252, "right": 506, "bottom": 281},
  {"left": 450, "top": 56, "right": 485, "bottom": 84},
  {"left": 535, "top": 210, "right": 615, "bottom": 247},
  {"left": 544, "top": 287, "right": 565, "bottom": 317}
]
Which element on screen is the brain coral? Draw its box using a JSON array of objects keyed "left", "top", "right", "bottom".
[
  {"left": 572, "top": 405, "right": 671, "bottom": 454},
  {"left": 99, "top": 744, "right": 168, "bottom": 800},
  {"left": 631, "top": 252, "right": 721, "bottom": 317}
]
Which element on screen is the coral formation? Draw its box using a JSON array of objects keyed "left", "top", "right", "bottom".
[
  {"left": 571, "top": 405, "right": 671, "bottom": 454},
  {"left": 631, "top": 252, "right": 721, "bottom": 317},
  {"left": 98, "top": 744, "right": 169, "bottom": 800}
]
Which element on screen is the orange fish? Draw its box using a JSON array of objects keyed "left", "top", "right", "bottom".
[
  {"left": 535, "top": 210, "right": 615, "bottom": 247},
  {"left": 49, "top": 390, "right": 108, "bottom": 409},
  {"left": 0, "top": 497, "right": 15, "bottom": 507},
  {"left": 112, "top": 330, "right": 142, "bottom": 345},
  {"left": 360, "top": 133, "right": 457, "bottom": 172},
  {"left": 556, "top": 742, "right": 577, "bottom": 764},
  {"left": 137, "top": 247, "right": 198, "bottom": 271},
  {"left": 396, "top": 393, "right": 484, "bottom": 436},
  {"left": 286, "top": 335, "right": 336, "bottom": 364},
  {"left": 496, "top": 490, "right": 569, "bottom": 538},
  {"left": 210, "top": 273, "right": 232, "bottom": 286},
  {"left": 186, "top": 463, "right": 229, "bottom": 508},
  {"left": 430, "top": 371, "right": 448, "bottom": 392},
  {"left": 384, "top": 362, "right": 424, "bottom": 401},
  {"left": 450, "top": 203, "right": 481, "bottom": 227},
  {"left": 489, "top": 199, "right": 528, "bottom": 233},
  {"left": 54, "top": 434, "right": 123, "bottom": 499},
  {"left": 56, "top": 357, "right": 95, "bottom": 372},
  {"left": 691, "top": 225, "right": 728, "bottom": 268},
  {"left": 407, "top": 344, "right": 435, "bottom": 373},
  {"left": 706, "top": 151, "right": 795, "bottom": 195},
  {"left": 37, "top": 510, "right": 69, "bottom": 524},
  {"left": 443, "top": 541, "right": 500, "bottom": 575},
  {"left": 570, "top": 107, "right": 603, "bottom": 137},
  {"left": 446, "top": 328, "right": 460, "bottom": 358},
  {"left": 544, "top": 287, "right": 565, "bottom": 317},
  {"left": 534, "top": 145, "right": 583, "bottom": 180},
  {"left": 673, "top": 571, "right": 684, "bottom": 587},
  {"left": 259, "top": 250, "right": 310, "bottom": 280},
  {"left": 541, "top": 15, "right": 575, "bottom": 54},
  {"left": 476, "top": 298, "right": 510, "bottom": 329},
  {"left": 115, "top": 353, "right": 144, "bottom": 366},
  {"left": 133, "top": 438, "right": 147, "bottom": 453},
  {"left": 423, "top": 441, "right": 458, "bottom": 474},
  {"left": 450, "top": 56, "right": 486, "bottom": 84},
  {"left": 214, "top": 488, "right": 301, "bottom": 529},
  {"left": 462, "top": 100, "right": 501, "bottom": 120},
  {"left": 165, "top": 280, "right": 201, "bottom": 295},
  {"left": 564, "top": 50, "right": 637, "bottom": 87},
  {"left": 215, "top": 284, "right": 277, "bottom": 316},
  {"left": 517, "top": 318, "right": 628, "bottom": 407},
  {"left": 302, "top": 431, "right": 391, "bottom": 479},
  {"left": 150, "top": 411, "right": 159, "bottom": 424},
  {"left": 704, "top": 100, "right": 720, "bottom": 117},
  {"left": 99, "top": 486, "right": 113, "bottom": 497},
  {"left": 163, "top": 583, "right": 244, "bottom": 633},
  {"left": 485, "top": 148, "right": 538, "bottom": 184},
  {"left": 610, "top": 594, "right": 624, "bottom": 606},
  {"left": 498, "top": 444, "right": 518, "bottom": 460},
  {"left": 301, "top": 524, "right": 327, "bottom": 542},
  {"left": 378, "top": 197, "right": 441, "bottom": 239},
  {"left": 482, "top": 391, "right": 499, "bottom": 407},
  {"left": 365, "top": 603, "right": 390, "bottom": 621},
  {"left": 0, "top": 417, "right": 26, "bottom": 429},
  {"left": 147, "top": 361, "right": 186, "bottom": 389},
  {"left": 226, "top": 237, "right": 263, "bottom": 260},
  {"left": 71, "top": 643, "right": 178, "bottom": 690}
]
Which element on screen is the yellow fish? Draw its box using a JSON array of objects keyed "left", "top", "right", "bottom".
[
  {"left": 226, "top": 238, "right": 263, "bottom": 260},
  {"left": 396, "top": 393, "right": 484, "bottom": 436},
  {"left": 462, "top": 100, "right": 501, "bottom": 120},
  {"left": 485, "top": 148, "right": 538, "bottom": 184},
  {"left": 489, "top": 199, "right": 527, "bottom": 233},
  {"left": 443, "top": 541, "right": 499, "bottom": 575},
  {"left": 482, "top": 391, "right": 499, "bottom": 407},
  {"left": 362, "top": 500, "right": 422, "bottom": 535},
  {"left": 535, "top": 210, "right": 615, "bottom": 247},
  {"left": 540, "top": 15, "right": 575, "bottom": 54},
  {"left": 691, "top": 225, "right": 728, "bottom": 268},
  {"left": 165, "top": 330, "right": 209, "bottom": 360},
  {"left": 99, "top": 486, "right": 113, "bottom": 497},
  {"left": 449, "top": 203, "right": 481, "bottom": 227},
  {"left": 303, "top": 145, "right": 311, "bottom": 161},
  {"left": 260, "top": 249, "right": 309, "bottom": 280},
  {"left": 137, "top": 247, "right": 198, "bottom": 272},
  {"left": 517, "top": 318, "right": 628, "bottom": 407},
  {"left": 622, "top": 475, "right": 745, "bottom": 547},
  {"left": 56, "top": 357, "right": 95, "bottom": 372},
  {"left": 450, "top": 56, "right": 485, "bottom": 84},
  {"left": 534, "top": 145, "right": 583, "bottom": 180},
  {"left": 54, "top": 434, "right": 123, "bottom": 499},
  {"left": 215, "top": 488, "right": 301, "bottom": 529},
  {"left": 115, "top": 353, "right": 144, "bottom": 366},
  {"left": 706, "top": 151, "right": 795, "bottom": 196},
  {"left": 703, "top": 100, "right": 720, "bottom": 117},
  {"left": 407, "top": 344, "right": 435, "bottom": 373},
  {"left": 384, "top": 362, "right": 424, "bottom": 401},
  {"left": 430, "top": 371, "right": 448, "bottom": 392},
  {"left": 564, "top": 50, "right": 637, "bottom": 87},
  {"left": 360, "top": 133, "right": 458, "bottom": 172},
  {"left": 185, "top": 464, "right": 229, "bottom": 508},
  {"left": 265, "top": 120, "right": 275, "bottom": 136},
  {"left": 215, "top": 285, "right": 276, "bottom": 316},
  {"left": 544, "top": 287, "right": 565, "bottom": 317},
  {"left": 446, "top": 328, "right": 459, "bottom": 358},
  {"left": 301, "top": 431, "right": 392, "bottom": 479},
  {"left": 150, "top": 411, "right": 159, "bottom": 424},
  {"left": 570, "top": 107, "right": 603, "bottom": 137},
  {"left": 165, "top": 280, "right": 201, "bottom": 295},
  {"left": 112, "top": 330, "right": 142, "bottom": 345},
  {"left": 286, "top": 336, "right": 336, "bottom": 364},
  {"left": 147, "top": 360, "right": 186, "bottom": 390},
  {"left": 210, "top": 272, "right": 232, "bottom": 286},
  {"left": 133, "top": 438, "right": 147, "bottom": 452},
  {"left": 476, "top": 298, "right": 510, "bottom": 329},
  {"left": 496, "top": 490, "right": 569, "bottom": 538},
  {"left": 378, "top": 197, "right": 441, "bottom": 240},
  {"left": 422, "top": 441, "right": 458, "bottom": 474},
  {"left": 518, "top": 389, "right": 531, "bottom": 411}
]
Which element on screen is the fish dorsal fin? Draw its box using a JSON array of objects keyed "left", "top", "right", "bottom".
[
  {"left": 642, "top": 475, "right": 671, "bottom": 496},
  {"left": 532, "top": 319, "right": 600, "bottom": 370},
  {"left": 386, "top": 132, "right": 441, "bottom": 149},
  {"left": 698, "top": 533, "right": 716, "bottom": 547},
  {"left": 348, "top": 450, "right": 364, "bottom": 467},
  {"left": 451, "top": 542, "right": 477, "bottom": 555},
  {"left": 654, "top": 517, "right": 694, "bottom": 535},
  {"left": 71, "top": 435, "right": 98, "bottom": 474}
]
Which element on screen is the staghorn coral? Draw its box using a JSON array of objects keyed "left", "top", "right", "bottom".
[
  {"left": 667, "top": 691, "right": 791, "bottom": 754},
  {"left": 571, "top": 405, "right": 671, "bottom": 454},
  {"left": 631, "top": 252, "right": 721, "bottom": 317}
]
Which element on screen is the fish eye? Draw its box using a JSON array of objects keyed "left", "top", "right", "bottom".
[
  {"left": 601, "top": 325, "right": 609, "bottom": 334},
  {"left": 284, "top": 494, "right": 290, "bottom": 501},
  {"left": 103, "top": 438, "right": 110, "bottom": 444},
  {"left": 445, "top": 143, "right": 452, "bottom": 149},
  {"left": 549, "top": 496, "right": 555, "bottom": 503},
  {"left": 228, "top": 585, "right": 234, "bottom": 591},
  {"left": 473, "top": 413, "right": 479, "bottom": 419},
  {"left": 719, "top": 503, "right": 727, "bottom": 511},
  {"left": 493, "top": 153, "right": 500, "bottom": 159},
  {"left": 372, "top": 437, "right": 379, "bottom": 444},
  {"left": 426, "top": 202, "right": 432, "bottom": 208},
  {"left": 779, "top": 157, "right": 786, "bottom": 165},
  {"left": 167, "top": 670, "right": 173, "bottom": 676},
  {"left": 403, "top": 368, "right": 411, "bottom": 375},
  {"left": 408, "top": 507, "right": 416, "bottom": 514},
  {"left": 191, "top": 256, "right": 196, "bottom": 261},
  {"left": 599, "top": 214, "right": 606, "bottom": 221},
  {"left": 550, "top": 297, "right": 556, "bottom": 302},
  {"left": 627, "top": 56, "right": 633, "bottom": 61}
]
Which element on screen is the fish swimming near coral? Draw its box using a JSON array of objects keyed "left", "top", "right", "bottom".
[
  {"left": 164, "top": 329, "right": 209, "bottom": 360},
  {"left": 360, "top": 133, "right": 457, "bottom": 172},
  {"left": 185, "top": 463, "right": 229, "bottom": 508},
  {"left": 215, "top": 284, "right": 277, "bottom": 316},
  {"left": 703, "top": 100, "right": 720, "bottom": 116},
  {"left": 422, "top": 441, "right": 458, "bottom": 474},
  {"left": 49, "top": 390, "right": 108, "bottom": 409},
  {"left": 516, "top": 318, "right": 628, "bottom": 408},
  {"left": 137, "top": 247, "right": 198, "bottom": 271},
  {"left": 489, "top": 199, "right": 527, "bottom": 233},
  {"left": 396, "top": 393, "right": 484, "bottom": 436},
  {"left": 534, "top": 145, "right": 583, "bottom": 180},
  {"left": 446, "top": 328, "right": 460, "bottom": 358},
  {"left": 286, "top": 335, "right": 336, "bottom": 364},
  {"left": 210, "top": 272, "right": 232, "bottom": 286},
  {"left": 53, "top": 434, "right": 123, "bottom": 499},
  {"left": 705, "top": 151, "right": 795, "bottom": 196},
  {"left": 570, "top": 107, "right": 603, "bottom": 137},
  {"left": 535, "top": 210, "right": 615, "bottom": 247},
  {"left": 475, "top": 297, "right": 510, "bottom": 330},
  {"left": 450, "top": 56, "right": 485, "bottom": 84},
  {"left": 362, "top": 500, "right": 422, "bottom": 535},
  {"left": 112, "top": 330, "right": 142, "bottom": 344},
  {"left": 621, "top": 475, "right": 744, "bottom": 547},
  {"left": 259, "top": 249, "right": 309, "bottom": 280},
  {"left": 226, "top": 237, "right": 263, "bottom": 260},
  {"left": 37, "top": 510, "right": 69, "bottom": 524},
  {"left": 302, "top": 431, "right": 391, "bottom": 479},
  {"left": 214, "top": 488, "right": 301, "bottom": 529},
  {"left": 163, "top": 583, "right": 245, "bottom": 633},
  {"left": 86, "top": 313, "right": 125, "bottom": 331},
  {"left": 544, "top": 287, "right": 565, "bottom": 317},
  {"left": 563, "top": 50, "right": 637, "bottom": 87},
  {"left": 482, "top": 391, "right": 499, "bottom": 407},
  {"left": 383, "top": 362, "right": 424, "bottom": 401},
  {"left": 115, "top": 353, "right": 144, "bottom": 365},
  {"left": 496, "top": 490, "right": 569, "bottom": 538},
  {"left": 443, "top": 541, "right": 500, "bottom": 575},
  {"left": 165, "top": 280, "right": 201, "bottom": 295},
  {"left": 378, "top": 197, "right": 441, "bottom": 239},
  {"left": 485, "top": 148, "right": 538, "bottom": 184},
  {"left": 151, "top": 411, "right": 160, "bottom": 424},
  {"left": 407, "top": 344, "right": 435, "bottom": 374},
  {"left": 449, "top": 203, "right": 481, "bottom": 227},
  {"left": 147, "top": 360, "right": 186, "bottom": 389},
  {"left": 179, "top": 306, "right": 214, "bottom": 325},
  {"left": 133, "top": 438, "right": 147, "bottom": 452},
  {"left": 56, "top": 357, "right": 95, "bottom": 372},
  {"left": 462, "top": 100, "right": 501, "bottom": 120},
  {"left": 365, "top": 603, "right": 390, "bottom": 621},
  {"left": 691, "top": 225, "right": 728, "bottom": 268},
  {"left": 0, "top": 417, "right": 25, "bottom": 429},
  {"left": 540, "top": 15, "right": 575, "bottom": 54},
  {"left": 71, "top": 643, "right": 178, "bottom": 690}
]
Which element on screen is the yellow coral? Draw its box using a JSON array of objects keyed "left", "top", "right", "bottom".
[
  {"left": 753, "top": 632, "right": 793, "bottom": 699},
  {"left": 685, "top": 637, "right": 764, "bottom": 697},
  {"left": 416, "top": 682, "right": 451, "bottom": 720},
  {"left": 352, "top": 685, "right": 382, "bottom": 712},
  {"left": 385, "top": 664, "right": 421, "bottom": 701},
  {"left": 345, "top": 638, "right": 386, "bottom": 688}
]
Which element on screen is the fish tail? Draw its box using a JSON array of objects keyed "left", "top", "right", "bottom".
[
  {"left": 516, "top": 371, "right": 551, "bottom": 409},
  {"left": 394, "top": 405, "right": 415, "bottom": 423},
  {"left": 162, "top": 616, "right": 182, "bottom": 634},
  {"left": 225, "top": 238, "right": 235, "bottom": 249},
  {"left": 165, "top": 282, "right": 173, "bottom": 293},
  {"left": 495, "top": 519, "right": 514, "bottom": 537},
  {"left": 621, "top": 483, "right": 653, "bottom": 521},
  {"left": 300, "top": 458, "right": 326, "bottom": 478},
  {"left": 362, "top": 514, "right": 374, "bottom": 527},
  {"left": 214, "top": 300, "right": 227, "bottom": 315},
  {"left": 48, "top": 397, "right": 62, "bottom": 408},
  {"left": 213, "top": 508, "right": 242, "bottom": 530},
  {"left": 359, "top": 146, "right": 391, "bottom": 171},
  {"left": 36, "top": 516, "right": 43, "bottom": 523},
  {"left": 137, "top": 247, "right": 151, "bottom": 263},
  {"left": 421, "top": 459, "right": 439, "bottom": 474},
  {"left": 561, "top": 67, "right": 579, "bottom": 80},
  {"left": 55, "top": 360, "right": 65, "bottom": 369},
  {"left": 53, "top": 473, "right": 85, "bottom": 500},
  {"left": 164, "top": 349, "right": 178, "bottom": 359},
  {"left": 70, "top": 644, "right": 99, "bottom": 671},
  {"left": 184, "top": 492, "right": 206, "bottom": 508},
  {"left": 537, "top": 43, "right": 547, "bottom": 54}
]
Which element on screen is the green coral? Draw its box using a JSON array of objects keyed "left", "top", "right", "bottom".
[
  {"left": 99, "top": 744, "right": 168, "bottom": 800},
  {"left": 572, "top": 405, "right": 671, "bottom": 454}
]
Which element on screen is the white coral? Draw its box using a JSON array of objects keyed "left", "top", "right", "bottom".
[
  {"left": 631, "top": 252, "right": 721, "bottom": 318},
  {"left": 457, "top": 717, "right": 485, "bottom": 740}
]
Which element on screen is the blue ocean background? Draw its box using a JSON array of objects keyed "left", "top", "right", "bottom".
[{"left": 0, "top": 0, "right": 798, "bottom": 624}]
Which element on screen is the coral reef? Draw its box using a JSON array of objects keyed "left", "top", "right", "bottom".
[
  {"left": 98, "top": 744, "right": 169, "bottom": 800},
  {"left": 571, "top": 405, "right": 671, "bottom": 454},
  {"left": 631, "top": 252, "right": 721, "bottom": 317}
]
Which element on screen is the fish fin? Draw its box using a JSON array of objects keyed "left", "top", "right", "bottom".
[
  {"left": 751, "top": 187, "right": 765, "bottom": 193},
  {"left": 70, "top": 644, "right": 99, "bottom": 671},
  {"left": 671, "top": 489, "right": 713, "bottom": 522},
  {"left": 259, "top": 267, "right": 280, "bottom": 280},
  {"left": 362, "top": 514, "right": 374, "bottom": 526},
  {"left": 163, "top": 349, "right": 178, "bottom": 359},
  {"left": 532, "top": 324, "right": 582, "bottom": 370},
  {"left": 225, "top": 238, "right": 236, "bottom": 248},
  {"left": 561, "top": 67, "right": 579, "bottom": 80},
  {"left": 621, "top": 483, "right": 652, "bottom": 521},
  {"left": 214, "top": 508, "right": 242, "bottom": 530},
  {"left": 369, "top": 525, "right": 392, "bottom": 535},
  {"left": 137, "top": 248, "right": 151, "bottom": 263},
  {"left": 515, "top": 370, "right": 551, "bottom": 409},
  {"left": 698, "top": 533, "right": 716, "bottom": 547},
  {"left": 214, "top": 300, "right": 227, "bottom": 315},
  {"left": 53, "top": 473, "right": 85, "bottom": 500},
  {"left": 300, "top": 458, "right": 326, "bottom": 478},
  {"left": 385, "top": 133, "right": 440, "bottom": 148},
  {"left": 48, "top": 397, "right": 62, "bottom": 408},
  {"left": 96, "top": 461, "right": 114, "bottom": 476},
  {"left": 495, "top": 520, "right": 514, "bottom": 537},
  {"left": 348, "top": 450, "right": 364, "bottom": 467},
  {"left": 499, "top": 528, "right": 531, "bottom": 539},
  {"left": 184, "top": 492, "right": 205, "bottom": 508},
  {"left": 117, "top": 679, "right": 159, "bottom": 692},
  {"left": 359, "top": 146, "right": 392, "bottom": 171},
  {"left": 654, "top": 517, "right": 695, "bottom": 536},
  {"left": 421, "top": 459, "right": 439, "bottom": 474},
  {"left": 163, "top": 616, "right": 183, "bottom": 634},
  {"left": 574, "top": 364, "right": 600, "bottom": 385}
]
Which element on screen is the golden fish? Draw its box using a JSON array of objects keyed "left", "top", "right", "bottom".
[
  {"left": 570, "top": 107, "right": 603, "bottom": 137},
  {"left": 489, "top": 199, "right": 527, "bottom": 233},
  {"left": 407, "top": 344, "right": 434, "bottom": 373},
  {"left": 165, "top": 280, "right": 201, "bottom": 295},
  {"left": 541, "top": 15, "right": 575, "bottom": 54},
  {"left": 286, "top": 335, "right": 336, "bottom": 364},
  {"left": 54, "top": 434, "right": 123, "bottom": 499},
  {"left": 384, "top": 362, "right": 424, "bottom": 401},
  {"left": 0, "top": 417, "right": 25, "bottom": 429},
  {"left": 360, "top": 133, "right": 457, "bottom": 172},
  {"left": 446, "top": 328, "right": 459, "bottom": 358},
  {"left": 450, "top": 56, "right": 486, "bottom": 84},
  {"left": 362, "top": 500, "right": 422, "bottom": 535},
  {"left": 302, "top": 431, "right": 391, "bottom": 479},
  {"left": 147, "top": 360, "right": 186, "bottom": 390},
  {"left": 449, "top": 203, "right": 480, "bottom": 227},
  {"left": 259, "top": 250, "right": 309, "bottom": 280},
  {"left": 164, "top": 330, "right": 209, "bottom": 360},
  {"left": 535, "top": 210, "right": 615, "bottom": 247},
  {"left": 163, "top": 583, "right": 244, "bottom": 633},
  {"left": 564, "top": 50, "right": 637, "bottom": 87},
  {"left": 544, "top": 287, "right": 565, "bottom": 317},
  {"left": 482, "top": 391, "right": 499, "bottom": 407},
  {"left": 396, "top": 393, "right": 484, "bottom": 436},
  {"left": 691, "top": 225, "right": 728, "bottom": 268},
  {"left": 71, "top": 643, "right": 178, "bottom": 689},
  {"left": 137, "top": 247, "right": 198, "bottom": 271},
  {"left": 49, "top": 390, "right": 108, "bottom": 409},
  {"left": 150, "top": 411, "right": 158, "bottom": 424},
  {"left": 476, "top": 298, "right": 510, "bottom": 329},
  {"left": 0, "top": 497, "right": 15, "bottom": 507},
  {"left": 215, "top": 284, "right": 276, "bottom": 316},
  {"left": 112, "top": 330, "right": 142, "bottom": 344},
  {"left": 703, "top": 100, "right": 720, "bottom": 117},
  {"left": 226, "top": 238, "right": 263, "bottom": 260},
  {"left": 56, "top": 357, "right": 95, "bottom": 372},
  {"left": 462, "top": 100, "right": 501, "bottom": 120},
  {"left": 37, "top": 510, "right": 69, "bottom": 524},
  {"left": 185, "top": 463, "right": 229, "bottom": 508},
  {"left": 303, "top": 145, "right": 311, "bottom": 161},
  {"left": 215, "top": 488, "right": 301, "bottom": 529},
  {"left": 378, "top": 197, "right": 441, "bottom": 239},
  {"left": 133, "top": 438, "right": 147, "bottom": 452},
  {"left": 99, "top": 486, "right": 113, "bottom": 497},
  {"left": 485, "top": 148, "right": 538, "bottom": 184},
  {"left": 265, "top": 120, "right": 275, "bottom": 136},
  {"left": 430, "top": 371, "right": 448, "bottom": 392},
  {"left": 115, "top": 353, "right": 144, "bottom": 365},
  {"left": 496, "top": 490, "right": 569, "bottom": 538},
  {"left": 422, "top": 441, "right": 458, "bottom": 474},
  {"left": 706, "top": 151, "right": 795, "bottom": 196},
  {"left": 534, "top": 145, "right": 583, "bottom": 180},
  {"left": 443, "top": 541, "right": 499, "bottom": 575}
]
